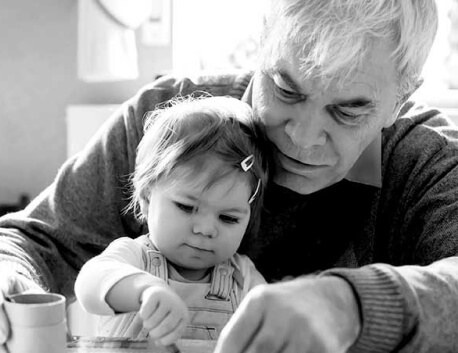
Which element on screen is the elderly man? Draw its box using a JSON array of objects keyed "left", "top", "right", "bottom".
[{"left": 1, "top": 0, "right": 454, "bottom": 352}]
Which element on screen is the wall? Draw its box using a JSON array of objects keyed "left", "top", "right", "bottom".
[{"left": 0, "top": 0, "right": 172, "bottom": 204}]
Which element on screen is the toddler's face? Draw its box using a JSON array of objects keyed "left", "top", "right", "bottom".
[{"left": 143, "top": 172, "right": 252, "bottom": 280}]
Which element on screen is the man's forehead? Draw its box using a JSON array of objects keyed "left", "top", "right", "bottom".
[{"left": 268, "top": 37, "right": 396, "bottom": 99}]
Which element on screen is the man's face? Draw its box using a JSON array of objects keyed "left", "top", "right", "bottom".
[{"left": 252, "top": 40, "right": 399, "bottom": 194}]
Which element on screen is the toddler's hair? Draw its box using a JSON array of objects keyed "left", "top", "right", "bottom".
[{"left": 128, "top": 94, "right": 271, "bottom": 240}]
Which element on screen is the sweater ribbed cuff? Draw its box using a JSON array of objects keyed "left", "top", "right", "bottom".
[
  {"left": 0, "top": 260, "right": 45, "bottom": 291},
  {"left": 322, "top": 265, "right": 405, "bottom": 353}
]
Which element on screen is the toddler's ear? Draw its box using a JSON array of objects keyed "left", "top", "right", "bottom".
[{"left": 139, "top": 198, "right": 149, "bottom": 218}]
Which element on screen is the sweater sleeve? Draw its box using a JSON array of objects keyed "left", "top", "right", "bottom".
[
  {"left": 324, "top": 259, "right": 458, "bottom": 353},
  {"left": 324, "top": 104, "right": 458, "bottom": 353},
  {"left": 0, "top": 76, "right": 185, "bottom": 297},
  {"left": 74, "top": 237, "right": 166, "bottom": 315}
]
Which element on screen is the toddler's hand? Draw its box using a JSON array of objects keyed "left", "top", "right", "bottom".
[{"left": 139, "top": 285, "right": 189, "bottom": 346}]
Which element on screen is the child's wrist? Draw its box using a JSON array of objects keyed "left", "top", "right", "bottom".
[{"left": 139, "top": 282, "right": 169, "bottom": 304}]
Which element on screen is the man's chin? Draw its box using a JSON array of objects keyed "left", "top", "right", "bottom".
[{"left": 273, "top": 172, "right": 332, "bottom": 195}]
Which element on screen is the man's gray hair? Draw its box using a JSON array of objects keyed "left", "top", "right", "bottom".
[{"left": 260, "top": 0, "right": 438, "bottom": 100}]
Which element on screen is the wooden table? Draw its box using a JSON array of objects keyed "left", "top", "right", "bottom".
[{"left": 67, "top": 337, "right": 216, "bottom": 353}]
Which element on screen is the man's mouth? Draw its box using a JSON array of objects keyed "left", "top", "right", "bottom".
[{"left": 276, "top": 149, "right": 329, "bottom": 170}]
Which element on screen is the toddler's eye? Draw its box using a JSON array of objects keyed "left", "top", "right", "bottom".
[
  {"left": 174, "top": 202, "right": 194, "bottom": 213},
  {"left": 219, "top": 214, "right": 239, "bottom": 224}
]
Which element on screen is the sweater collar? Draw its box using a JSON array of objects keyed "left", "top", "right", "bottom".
[{"left": 242, "top": 75, "right": 382, "bottom": 188}]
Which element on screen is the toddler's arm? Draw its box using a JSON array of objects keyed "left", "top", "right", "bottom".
[
  {"left": 75, "top": 237, "right": 165, "bottom": 315},
  {"left": 75, "top": 237, "right": 188, "bottom": 345}
]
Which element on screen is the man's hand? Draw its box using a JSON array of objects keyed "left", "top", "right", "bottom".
[
  {"left": 139, "top": 285, "right": 189, "bottom": 346},
  {"left": 214, "top": 276, "right": 361, "bottom": 353},
  {"left": 0, "top": 270, "right": 44, "bottom": 352}
]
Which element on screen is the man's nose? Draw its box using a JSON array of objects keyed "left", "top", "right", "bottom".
[
  {"left": 192, "top": 215, "right": 217, "bottom": 238},
  {"left": 285, "top": 106, "right": 327, "bottom": 148}
]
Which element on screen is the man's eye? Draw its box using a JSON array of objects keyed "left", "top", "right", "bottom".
[
  {"left": 219, "top": 214, "right": 239, "bottom": 224},
  {"left": 174, "top": 202, "right": 194, "bottom": 213},
  {"left": 274, "top": 85, "right": 305, "bottom": 102},
  {"left": 333, "top": 109, "right": 365, "bottom": 125}
]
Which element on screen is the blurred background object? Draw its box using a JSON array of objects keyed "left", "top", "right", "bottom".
[
  {"left": 0, "top": 194, "right": 30, "bottom": 217},
  {"left": 77, "top": 0, "right": 154, "bottom": 82}
]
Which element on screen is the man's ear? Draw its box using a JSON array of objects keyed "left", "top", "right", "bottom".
[
  {"left": 384, "top": 78, "right": 424, "bottom": 128},
  {"left": 399, "top": 78, "right": 424, "bottom": 107},
  {"left": 384, "top": 101, "right": 403, "bottom": 128}
]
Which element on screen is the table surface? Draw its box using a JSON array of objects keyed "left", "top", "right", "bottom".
[{"left": 67, "top": 337, "right": 216, "bottom": 353}]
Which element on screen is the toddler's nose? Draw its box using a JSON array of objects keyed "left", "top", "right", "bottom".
[{"left": 192, "top": 216, "right": 217, "bottom": 238}]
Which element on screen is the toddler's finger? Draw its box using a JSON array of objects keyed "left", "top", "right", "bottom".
[
  {"left": 151, "top": 317, "right": 185, "bottom": 346},
  {"left": 142, "top": 304, "right": 170, "bottom": 331}
]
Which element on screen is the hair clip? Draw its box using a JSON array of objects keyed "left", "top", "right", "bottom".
[
  {"left": 241, "top": 155, "right": 254, "bottom": 172},
  {"left": 248, "top": 179, "right": 261, "bottom": 204}
]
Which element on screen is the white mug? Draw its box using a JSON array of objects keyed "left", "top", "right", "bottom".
[{"left": 4, "top": 293, "right": 67, "bottom": 353}]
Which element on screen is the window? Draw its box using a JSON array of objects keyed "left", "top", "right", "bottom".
[
  {"left": 421, "top": 0, "right": 458, "bottom": 89},
  {"left": 414, "top": 0, "right": 458, "bottom": 121},
  {"left": 172, "top": 0, "right": 263, "bottom": 73}
]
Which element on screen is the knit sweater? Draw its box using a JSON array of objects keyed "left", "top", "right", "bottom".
[{"left": 2, "top": 70, "right": 458, "bottom": 352}]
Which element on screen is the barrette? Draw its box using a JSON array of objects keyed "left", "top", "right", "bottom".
[
  {"left": 241, "top": 155, "right": 254, "bottom": 172},
  {"left": 248, "top": 179, "right": 261, "bottom": 204}
]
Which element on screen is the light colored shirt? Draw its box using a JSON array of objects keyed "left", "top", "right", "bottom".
[{"left": 75, "top": 235, "right": 266, "bottom": 339}]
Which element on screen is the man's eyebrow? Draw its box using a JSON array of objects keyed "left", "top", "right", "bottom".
[{"left": 278, "top": 70, "right": 303, "bottom": 93}]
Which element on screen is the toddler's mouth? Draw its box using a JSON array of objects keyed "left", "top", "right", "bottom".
[{"left": 185, "top": 244, "right": 213, "bottom": 253}]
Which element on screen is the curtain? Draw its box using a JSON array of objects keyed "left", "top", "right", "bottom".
[{"left": 77, "top": 0, "right": 152, "bottom": 82}]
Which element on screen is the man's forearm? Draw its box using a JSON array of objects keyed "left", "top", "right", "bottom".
[
  {"left": 0, "top": 227, "right": 48, "bottom": 290},
  {"left": 325, "top": 258, "right": 458, "bottom": 353}
]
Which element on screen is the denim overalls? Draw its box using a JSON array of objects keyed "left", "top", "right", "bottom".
[{"left": 98, "top": 235, "right": 243, "bottom": 340}]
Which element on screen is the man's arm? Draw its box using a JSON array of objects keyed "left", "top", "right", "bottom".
[
  {"left": 0, "top": 99, "right": 141, "bottom": 296},
  {"left": 0, "top": 75, "right": 187, "bottom": 348},
  {"left": 335, "top": 106, "right": 458, "bottom": 352},
  {"left": 325, "top": 259, "right": 458, "bottom": 353},
  {"left": 0, "top": 75, "right": 190, "bottom": 297}
]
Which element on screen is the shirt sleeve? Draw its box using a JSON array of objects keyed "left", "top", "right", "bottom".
[
  {"left": 233, "top": 253, "right": 267, "bottom": 298},
  {"left": 74, "top": 237, "right": 166, "bottom": 315}
]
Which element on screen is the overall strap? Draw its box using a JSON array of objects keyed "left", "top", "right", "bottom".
[
  {"left": 208, "top": 260, "right": 234, "bottom": 300},
  {"left": 135, "top": 234, "right": 168, "bottom": 281}
]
